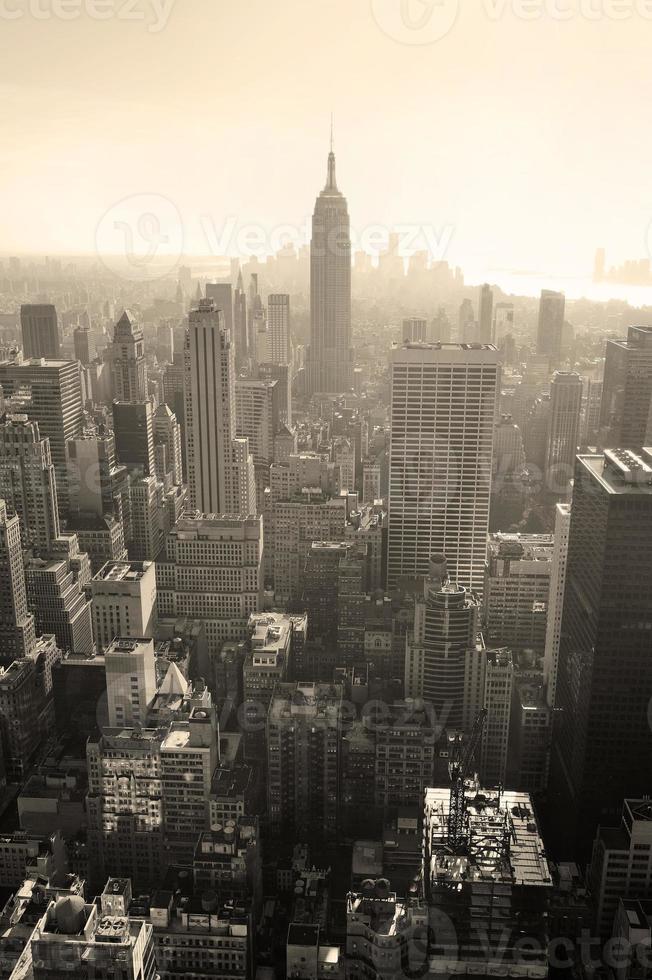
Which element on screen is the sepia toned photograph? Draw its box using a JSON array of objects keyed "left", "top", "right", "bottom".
[{"left": 0, "top": 2, "right": 651, "bottom": 979}]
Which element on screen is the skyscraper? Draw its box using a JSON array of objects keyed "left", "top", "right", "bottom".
[
  {"left": 600, "top": 326, "right": 652, "bottom": 449},
  {"left": 544, "top": 371, "right": 582, "bottom": 494},
  {"left": 543, "top": 501, "right": 571, "bottom": 708},
  {"left": 73, "top": 325, "right": 95, "bottom": 366},
  {"left": 184, "top": 299, "right": 256, "bottom": 516},
  {"left": 105, "top": 636, "right": 157, "bottom": 728},
  {"left": 268, "top": 293, "right": 291, "bottom": 365},
  {"left": 478, "top": 283, "right": 494, "bottom": 344},
  {"left": 402, "top": 318, "right": 428, "bottom": 344},
  {"left": 306, "top": 140, "right": 354, "bottom": 394},
  {"left": 405, "top": 558, "right": 482, "bottom": 730},
  {"left": 156, "top": 513, "right": 263, "bottom": 654},
  {"left": 20, "top": 304, "right": 60, "bottom": 360},
  {"left": 0, "top": 415, "right": 60, "bottom": 551},
  {"left": 386, "top": 341, "right": 499, "bottom": 593},
  {"left": 0, "top": 499, "right": 36, "bottom": 658},
  {"left": 234, "top": 268, "right": 248, "bottom": 368},
  {"left": 549, "top": 449, "right": 652, "bottom": 856},
  {"left": 109, "top": 310, "right": 147, "bottom": 403},
  {"left": 235, "top": 378, "right": 281, "bottom": 466},
  {"left": 112, "top": 400, "right": 155, "bottom": 477},
  {"left": 89, "top": 560, "right": 157, "bottom": 653},
  {"left": 154, "top": 403, "right": 183, "bottom": 486},
  {"left": 536, "top": 289, "right": 565, "bottom": 367},
  {"left": 0, "top": 355, "right": 83, "bottom": 512},
  {"left": 206, "top": 280, "right": 234, "bottom": 337}
]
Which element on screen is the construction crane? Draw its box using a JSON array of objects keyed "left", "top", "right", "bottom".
[{"left": 447, "top": 708, "right": 487, "bottom": 853}]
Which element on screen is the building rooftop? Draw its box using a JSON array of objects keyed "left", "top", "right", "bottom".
[
  {"left": 287, "top": 923, "right": 320, "bottom": 947},
  {"left": 579, "top": 451, "right": 652, "bottom": 495},
  {"left": 93, "top": 561, "right": 153, "bottom": 583},
  {"left": 425, "top": 787, "right": 552, "bottom": 888},
  {"left": 268, "top": 682, "right": 342, "bottom": 723}
]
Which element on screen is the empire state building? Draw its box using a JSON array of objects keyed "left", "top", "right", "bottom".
[{"left": 306, "top": 142, "right": 354, "bottom": 395}]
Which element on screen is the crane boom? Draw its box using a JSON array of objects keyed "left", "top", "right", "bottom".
[{"left": 447, "top": 708, "right": 487, "bottom": 852}]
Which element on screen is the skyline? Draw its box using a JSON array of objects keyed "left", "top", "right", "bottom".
[{"left": 2, "top": 0, "right": 652, "bottom": 296}]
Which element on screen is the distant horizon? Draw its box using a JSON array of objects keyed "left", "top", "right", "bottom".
[{"left": 3, "top": 251, "right": 652, "bottom": 309}]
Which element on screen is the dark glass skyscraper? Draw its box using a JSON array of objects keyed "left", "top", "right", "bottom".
[
  {"left": 548, "top": 448, "right": 652, "bottom": 858},
  {"left": 600, "top": 326, "right": 652, "bottom": 449},
  {"left": 306, "top": 142, "right": 354, "bottom": 395}
]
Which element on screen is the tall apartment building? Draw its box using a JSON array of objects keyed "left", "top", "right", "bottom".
[
  {"left": 0, "top": 636, "right": 59, "bottom": 780},
  {"left": 87, "top": 727, "right": 164, "bottom": 888},
  {"left": 20, "top": 304, "right": 60, "bottom": 360},
  {"left": 267, "top": 682, "right": 343, "bottom": 840},
  {"left": 243, "top": 612, "right": 293, "bottom": 709},
  {"left": 67, "top": 425, "right": 130, "bottom": 528},
  {"left": 129, "top": 476, "right": 166, "bottom": 561},
  {"left": 405, "top": 557, "right": 481, "bottom": 730},
  {"left": 160, "top": 707, "right": 218, "bottom": 865},
  {"left": 156, "top": 513, "right": 262, "bottom": 654},
  {"left": 483, "top": 533, "right": 553, "bottom": 652},
  {"left": 480, "top": 647, "right": 514, "bottom": 787},
  {"left": 361, "top": 458, "right": 381, "bottom": 504},
  {"left": 235, "top": 378, "right": 281, "bottom": 466},
  {"left": 268, "top": 293, "right": 291, "bottom": 364},
  {"left": 600, "top": 326, "right": 652, "bottom": 448},
  {"left": 73, "top": 325, "right": 95, "bottom": 366},
  {"left": 25, "top": 556, "right": 94, "bottom": 655},
  {"left": 589, "top": 799, "right": 652, "bottom": 938},
  {"left": 89, "top": 560, "right": 156, "bottom": 653},
  {"left": 105, "top": 636, "right": 157, "bottom": 728},
  {"left": 257, "top": 361, "right": 293, "bottom": 427},
  {"left": 108, "top": 310, "right": 147, "bottom": 402},
  {"left": 267, "top": 491, "right": 347, "bottom": 602},
  {"left": 0, "top": 500, "right": 36, "bottom": 658},
  {"left": 544, "top": 371, "right": 582, "bottom": 494},
  {"left": 536, "top": 289, "right": 565, "bottom": 367},
  {"left": 387, "top": 342, "right": 499, "bottom": 594},
  {"left": 0, "top": 414, "right": 60, "bottom": 551},
  {"left": 549, "top": 450, "right": 652, "bottom": 856},
  {"left": 543, "top": 502, "right": 571, "bottom": 707},
  {"left": 88, "top": 676, "right": 218, "bottom": 886},
  {"left": 373, "top": 700, "right": 438, "bottom": 812},
  {"left": 184, "top": 299, "right": 255, "bottom": 516},
  {"left": 0, "top": 355, "right": 83, "bottom": 512},
  {"left": 153, "top": 403, "right": 183, "bottom": 486}
]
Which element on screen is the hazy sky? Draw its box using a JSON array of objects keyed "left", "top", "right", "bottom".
[{"left": 2, "top": 0, "right": 652, "bottom": 283}]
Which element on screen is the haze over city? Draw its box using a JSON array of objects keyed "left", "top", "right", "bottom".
[{"left": 2, "top": 0, "right": 652, "bottom": 299}]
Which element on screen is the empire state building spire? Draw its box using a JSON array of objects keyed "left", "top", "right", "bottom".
[
  {"left": 306, "top": 129, "right": 354, "bottom": 395},
  {"left": 326, "top": 115, "right": 337, "bottom": 190}
]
